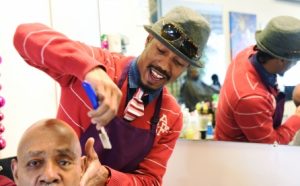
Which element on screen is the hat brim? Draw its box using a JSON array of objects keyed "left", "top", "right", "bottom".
[
  {"left": 255, "top": 31, "right": 300, "bottom": 62},
  {"left": 144, "top": 25, "right": 203, "bottom": 68}
]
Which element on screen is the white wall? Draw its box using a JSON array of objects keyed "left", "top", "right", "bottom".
[
  {"left": 0, "top": 0, "right": 57, "bottom": 158},
  {"left": 50, "top": 0, "right": 101, "bottom": 46},
  {"left": 98, "top": 0, "right": 149, "bottom": 56}
]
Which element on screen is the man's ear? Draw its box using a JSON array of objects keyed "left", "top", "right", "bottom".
[
  {"left": 11, "top": 158, "right": 19, "bottom": 183},
  {"left": 80, "top": 156, "right": 87, "bottom": 176},
  {"left": 145, "top": 35, "right": 154, "bottom": 46},
  {"left": 279, "top": 59, "right": 287, "bottom": 66}
]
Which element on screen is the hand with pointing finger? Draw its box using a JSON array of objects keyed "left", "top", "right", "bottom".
[{"left": 80, "top": 137, "right": 110, "bottom": 186}]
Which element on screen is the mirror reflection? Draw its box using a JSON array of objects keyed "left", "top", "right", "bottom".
[
  {"left": 162, "top": 1, "right": 300, "bottom": 146},
  {"left": 177, "top": 67, "right": 219, "bottom": 140}
]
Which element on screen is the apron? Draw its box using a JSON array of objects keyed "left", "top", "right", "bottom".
[
  {"left": 80, "top": 62, "right": 162, "bottom": 172},
  {"left": 250, "top": 56, "right": 286, "bottom": 129},
  {"left": 273, "top": 92, "right": 285, "bottom": 129}
]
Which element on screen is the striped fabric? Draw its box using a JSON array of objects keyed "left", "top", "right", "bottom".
[
  {"left": 124, "top": 88, "right": 144, "bottom": 121},
  {"left": 215, "top": 46, "right": 300, "bottom": 144}
]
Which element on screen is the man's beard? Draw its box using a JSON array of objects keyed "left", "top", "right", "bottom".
[
  {"left": 139, "top": 80, "right": 160, "bottom": 93},
  {"left": 138, "top": 65, "right": 170, "bottom": 93}
]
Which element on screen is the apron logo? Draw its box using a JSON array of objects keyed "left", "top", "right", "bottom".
[{"left": 156, "top": 114, "right": 170, "bottom": 136}]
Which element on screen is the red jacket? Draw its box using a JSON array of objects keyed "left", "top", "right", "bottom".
[
  {"left": 13, "top": 23, "right": 183, "bottom": 185},
  {"left": 215, "top": 46, "right": 300, "bottom": 144},
  {"left": 0, "top": 175, "right": 16, "bottom": 186}
]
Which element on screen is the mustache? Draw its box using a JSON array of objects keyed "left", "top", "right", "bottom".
[{"left": 148, "top": 65, "right": 171, "bottom": 80}]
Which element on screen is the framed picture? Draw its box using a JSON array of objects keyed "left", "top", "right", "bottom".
[
  {"left": 229, "top": 11, "right": 257, "bottom": 59},
  {"left": 148, "top": 0, "right": 160, "bottom": 24}
]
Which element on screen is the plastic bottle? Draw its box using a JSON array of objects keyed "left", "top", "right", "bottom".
[
  {"left": 180, "top": 105, "right": 190, "bottom": 138},
  {"left": 206, "top": 121, "right": 214, "bottom": 140},
  {"left": 189, "top": 111, "right": 200, "bottom": 140}
]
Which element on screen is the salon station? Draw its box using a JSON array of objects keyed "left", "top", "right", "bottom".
[{"left": 1, "top": 0, "right": 300, "bottom": 186}]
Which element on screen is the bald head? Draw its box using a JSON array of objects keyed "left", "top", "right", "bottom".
[
  {"left": 17, "top": 118, "right": 81, "bottom": 157},
  {"left": 12, "top": 118, "right": 84, "bottom": 186},
  {"left": 293, "top": 84, "right": 300, "bottom": 107}
]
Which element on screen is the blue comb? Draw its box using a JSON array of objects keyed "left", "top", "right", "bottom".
[{"left": 82, "top": 81, "right": 112, "bottom": 149}]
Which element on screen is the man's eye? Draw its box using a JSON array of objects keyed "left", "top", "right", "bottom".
[
  {"left": 157, "top": 47, "right": 165, "bottom": 54},
  {"left": 27, "top": 160, "right": 41, "bottom": 168},
  {"left": 58, "top": 159, "right": 71, "bottom": 167},
  {"left": 174, "top": 60, "right": 184, "bottom": 67}
]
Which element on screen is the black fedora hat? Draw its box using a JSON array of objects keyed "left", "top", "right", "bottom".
[
  {"left": 144, "top": 6, "right": 211, "bottom": 67},
  {"left": 256, "top": 16, "right": 300, "bottom": 61}
]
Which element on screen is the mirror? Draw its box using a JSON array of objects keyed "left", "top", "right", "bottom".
[
  {"left": 160, "top": 0, "right": 227, "bottom": 141},
  {"left": 158, "top": 0, "right": 300, "bottom": 145}
]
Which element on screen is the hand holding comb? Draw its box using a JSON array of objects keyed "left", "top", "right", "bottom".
[{"left": 82, "top": 81, "right": 112, "bottom": 149}]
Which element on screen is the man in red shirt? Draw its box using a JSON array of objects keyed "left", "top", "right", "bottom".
[
  {"left": 13, "top": 6, "right": 211, "bottom": 185},
  {"left": 215, "top": 16, "right": 300, "bottom": 144}
]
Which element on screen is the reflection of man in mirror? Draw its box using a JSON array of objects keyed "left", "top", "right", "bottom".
[
  {"left": 211, "top": 74, "right": 221, "bottom": 92},
  {"left": 180, "top": 66, "right": 217, "bottom": 112},
  {"left": 215, "top": 16, "right": 300, "bottom": 144}
]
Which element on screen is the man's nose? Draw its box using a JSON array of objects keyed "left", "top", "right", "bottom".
[
  {"left": 39, "top": 162, "right": 60, "bottom": 184},
  {"left": 159, "top": 55, "right": 173, "bottom": 71}
]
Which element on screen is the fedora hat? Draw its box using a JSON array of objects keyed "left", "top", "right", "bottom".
[
  {"left": 256, "top": 16, "right": 300, "bottom": 61},
  {"left": 144, "top": 6, "right": 211, "bottom": 67}
]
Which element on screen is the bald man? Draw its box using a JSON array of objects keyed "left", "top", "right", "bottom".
[{"left": 11, "top": 119, "right": 90, "bottom": 186}]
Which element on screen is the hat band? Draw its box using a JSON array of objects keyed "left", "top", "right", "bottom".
[{"left": 160, "top": 23, "right": 199, "bottom": 60}]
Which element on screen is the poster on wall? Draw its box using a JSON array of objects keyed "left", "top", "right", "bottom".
[
  {"left": 161, "top": 0, "right": 226, "bottom": 99},
  {"left": 229, "top": 11, "right": 257, "bottom": 60},
  {"left": 148, "top": 0, "right": 159, "bottom": 24}
]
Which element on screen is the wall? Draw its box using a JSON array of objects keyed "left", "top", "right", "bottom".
[
  {"left": 0, "top": 0, "right": 56, "bottom": 158},
  {"left": 98, "top": 0, "right": 149, "bottom": 56}
]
